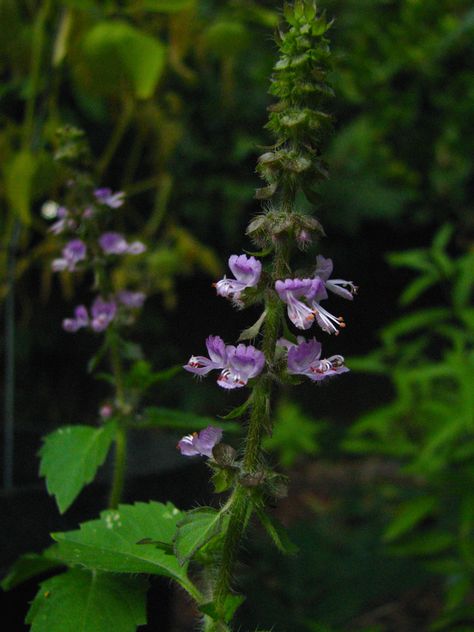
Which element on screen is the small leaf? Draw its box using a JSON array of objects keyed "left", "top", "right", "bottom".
[
  {"left": 238, "top": 310, "right": 267, "bottom": 342},
  {"left": 39, "top": 423, "right": 116, "bottom": 513},
  {"left": 388, "top": 531, "right": 454, "bottom": 556},
  {"left": 219, "top": 394, "right": 253, "bottom": 420},
  {"left": 174, "top": 507, "right": 229, "bottom": 565},
  {"left": 254, "top": 506, "right": 298, "bottom": 555},
  {"left": 140, "top": 406, "right": 240, "bottom": 433},
  {"left": 384, "top": 496, "right": 438, "bottom": 542},
  {"left": 26, "top": 568, "right": 147, "bottom": 632},
  {"left": 199, "top": 594, "right": 245, "bottom": 623},
  {"left": 399, "top": 274, "right": 439, "bottom": 306},
  {"left": 1, "top": 549, "right": 62, "bottom": 591},
  {"left": 381, "top": 308, "right": 450, "bottom": 346}
]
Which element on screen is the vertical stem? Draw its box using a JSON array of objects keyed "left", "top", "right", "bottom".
[{"left": 108, "top": 424, "right": 127, "bottom": 509}]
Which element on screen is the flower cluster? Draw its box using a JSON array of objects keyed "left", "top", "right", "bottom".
[
  {"left": 184, "top": 335, "right": 265, "bottom": 390},
  {"left": 276, "top": 255, "right": 357, "bottom": 334},
  {"left": 47, "top": 187, "right": 147, "bottom": 334}
]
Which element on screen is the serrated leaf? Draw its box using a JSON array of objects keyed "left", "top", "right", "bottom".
[
  {"left": 39, "top": 423, "right": 116, "bottom": 513},
  {"left": 52, "top": 502, "right": 194, "bottom": 593},
  {"left": 174, "top": 507, "right": 229, "bottom": 565},
  {"left": 1, "top": 548, "right": 62, "bottom": 591},
  {"left": 384, "top": 496, "right": 437, "bottom": 542},
  {"left": 26, "top": 568, "right": 147, "bottom": 632},
  {"left": 255, "top": 506, "right": 298, "bottom": 555}
]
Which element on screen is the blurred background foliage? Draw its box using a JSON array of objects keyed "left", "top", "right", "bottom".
[{"left": 1, "top": 0, "right": 474, "bottom": 630}]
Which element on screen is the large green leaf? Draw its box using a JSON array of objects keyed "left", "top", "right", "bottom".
[
  {"left": 39, "top": 423, "right": 116, "bottom": 513},
  {"left": 26, "top": 568, "right": 147, "bottom": 632},
  {"left": 1, "top": 548, "right": 62, "bottom": 591},
  {"left": 52, "top": 502, "right": 196, "bottom": 596},
  {"left": 174, "top": 507, "right": 228, "bottom": 565},
  {"left": 82, "top": 21, "right": 166, "bottom": 99}
]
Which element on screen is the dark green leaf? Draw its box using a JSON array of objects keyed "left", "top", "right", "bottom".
[
  {"left": 39, "top": 423, "right": 116, "bottom": 513},
  {"left": 219, "top": 394, "right": 253, "bottom": 420},
  {"left": 255, "top": 506, "right": 298, "bottom": 555},
  {"left": 384, "top": 496, "right": 438, "bottom": 542},
  {"left": 1, "top": 548, "right": 62, "bottom": 591},
  {"left": 26, "top": 568, "right": 147, "bottom": 632},
  {"left": 174, "top": 507, "right": 229, "bottom": 565},
  {"left": 199, "top": 593, "right": 245, "bottom": 623},
  {"left": 140, "top": 407, "right": 240, "bottom": 433}
]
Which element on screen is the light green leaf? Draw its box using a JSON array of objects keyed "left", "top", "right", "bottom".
[
  {"left": 381, "top": 308, "right": 450, "bottom": 346},
  {"left": 219, "top": 394, "right": 254, "bottom": 420},
  {"left": 4, "top": 151, "right": 37, "bottom": 224},
  {"left": 453, "top": 252, "right": 474, "bottom": 310},
  {"left": 52, "top": 502, "right": 194, "bottom": 594},
  {"left": 39, "top": 423, "right": 116, "bottom": 513},
  {"left": 387, "top": 249, "right": 433, "bottom": 273},
  {"left": 388, "top": 531, "right": 454, "bottom": 556},
  {"left": 174, "top": 507, "right": 228, "bottom": 565},
  {"left": 204, "top": 21, "right": 250, "bottom": 57},
  {"left": 238, "top": 310, "right": 267, "bottom": 342},
  {"left": 26, "top": 568, "right": 147, "bottom": 632},
  {"left": 83, "top": 21, "right": 166, "bottom": 99},
  {"left": 1, "top": 548, "right": 62, "bottom": 591},
  {"left": 399, "top": 274, "right": 439, "bottom": 306},
  {"left": 384, "top": 496, "right": 438, "bottom": 542}
]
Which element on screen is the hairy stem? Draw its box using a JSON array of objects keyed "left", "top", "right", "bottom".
[{"left": 108, "top": 424, "right": 127, "bottom": 509}]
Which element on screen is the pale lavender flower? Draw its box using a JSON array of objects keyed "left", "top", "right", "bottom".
[
  {"left": 184, "top": 335, "right": 228, "bottom": 376},
  {"left": 217, "top": 343, "right": 265, "bottom": 389},
  {"left": 99, "top": 404, "right": 114, "bottom": 419},
  {"left": 62, "top": 305, "right": 89, "bottom": 333},
  {"left": 99, "top": 232, "right": 146, "bottom": 256},
  {"left": 275, "top": 278, "right": 322, "bottom": 330},
  {"left": 94, "top": 188, "right": 125, "bottom": 208},
  {"left": 52, "top": 239, "right": 87, "bottom": 272},
  {"left": 215, "top": 254, "right": 262, "bottom": 302},
  {"left": 177, "top": 426, "right": 223, "bottom": 458},
  {"left": 315, "top": 255, "right": 358, "bottom": 301},
  {"left": 90, "top": 297, "right": 117, "bottom": 332},
  {"left": 117, "top": 290, "right": 146, "bottom": 309},
  {"left": 49, "top": 207, "right": 69, "bottom": 235},
  {"left": 279, "top": 337, "right": 349, "bottom": 381}
]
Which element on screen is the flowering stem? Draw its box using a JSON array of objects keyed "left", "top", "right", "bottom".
[{"left": 108, "top": 424, "right": 127, "bottom": 510}]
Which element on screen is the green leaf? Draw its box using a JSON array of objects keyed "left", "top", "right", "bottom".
[
  {"left": 432, "top": 224, "right": 454, "bottom": 253},
  {"left": 387, "top": 249, "right": 433, "bottom": 273},
  {"left": 219, "top": 394, "right": 253, "bottom": 420},
  {"left": 399, "top": 274, "right": 439, "bottom": 306},
  {"left": 4, "top": 150, "right": 37, "bottom": 224},
  {"left": 388, "top": 531, "right": 454, "bottom": 556},
  {"left": 238, "top": 310, "right": 267, "bottom": 342},
  {"left": 384, "top": 496, "right": 438, "bottom": 542},
  {"left": 1, "top": 549, "right": 62, "bottom": 591},
  {"left": 140, "top": 0, "right": 195, "bottom": 12},
  {"left": 141, "top": 406, "right": 240, "bottom": 433},
  {"left": 381, "top": 308, "right": 450, "bottom": 346},
  {"left": 453, "top": 252, "right": 474, "bottom": 310},
  {"left": 52, "top": 502, "right": 194, "bottom": 593},
  {"left": 174, "top": 507, "right": 229, "bottom": 565},
  {"left": 254, "top": 506, "right": 298, "bottom": 555},
  {"left": 39, "top": 423, "right": 116, "bottom": 513},
  {"left": 204, "top": 21, "right": 250, "bottom": 57},
  {"left": 82, "top": 21, "right": 166, "bottom": 99},
  {"left": 26, "top": 568, "right": 147, "bottom": 632},
  {"left": 199, "top": 593, "right": 245, "bottom": 623}
]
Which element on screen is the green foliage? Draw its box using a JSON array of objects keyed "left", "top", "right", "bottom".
[
  {"left": 199, "top": 593, "right": 245, "bottom": 623},
  {"left": 264, "top": 401, "right": 324, "bottom": 467},
  {"left": 173, "top": 507, "right": 229, "bottom": 565},
  {"left": 345, "top": 226, "right": 474, "bottom": 623},
  {"left": 1, "top": 549, "right": 62, "bottom": 591},
  {"left": 52, "top": 502, "right": 193, "bottom": 591},
  {"left": 26, "top": 568, "right": 148, "bottom": 632},
  {"left": 39, "top": 423, "right": 116, "bottom": 513}
]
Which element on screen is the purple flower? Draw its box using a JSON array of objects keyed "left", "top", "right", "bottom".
[
  {"left": 217, "top": 343, "right": 265, "bottom": 390},
  {"left": 62, "top": 305, "right": 89, "bottom": 333},
  {"left": 215, "top": 254, "right": 262, "bottom": 302},
  {"left": 275, "top": 278, "right": 321, "bottom": 330},
  {"left": 315, "top": 255, "right": 358, "bottom": 301},
  {"left": 177, "top": 426, "right": 223, "bottom": 458},
  {"left": 184, "top": 335, "right": 227, "bottom": 376},
  {"left": 94, "top": 188, "right": 125, "bottom": 208},
  {"left": 52, "top": 239, "right": 87, "bottom": 272},
  {"left": 117, "top": 290, "right": 146, "bottom": 309},
  {"left": 184, "top": 336, "right": 265, "bottom": 389},
  {"left": 279, "top": 337, "right": 349, "bottom": 381},
  {"left": 99, "top": 232, "right": 146, "bottom": 256},
  {"left": 100, "top": 404, "right": 114, "bottom": 419},
  {"left": 91, "top": 297, "right": 117, "bottom": 332}
]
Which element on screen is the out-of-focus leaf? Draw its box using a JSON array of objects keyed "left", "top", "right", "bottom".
[
  {"left": 82, "top": 21, "right": 166, "bottom": 98},
  {"left": 1, "top": 549, "right": 62, "bottom": 591},
  {"left": 388, "top": 531, "right": 454, "bottom": 556},
  {"left": 140, "top": 0, "right": 195, "bottom": 12},
  {"left": 399, "top": 274, "right": 439, "bottom": 306},
  {"left": 204, "top": 21, "right": 250, "bottom": 57},
  {"left": 140, "top": 406, "right": 240, "bottom": 433},
  {"left": 381, "top": 308, "right": 451, "bottom": 346},
  {"left": 26, "top": 569, "right": 148, "bottom": 632},
  {"left": 4, "top": 151, "right": 37, "bottom": 224},
  {"left": 452, "top": 252, "right": 474, "bottom": 310},
  {"left": 384, "top": 496, "right": 438, "bottom": 542}
]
